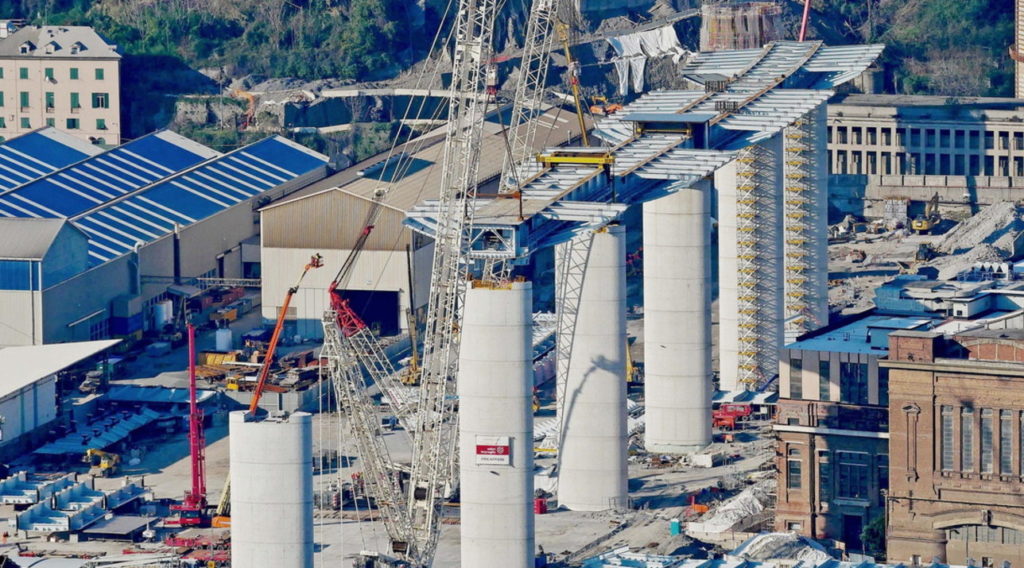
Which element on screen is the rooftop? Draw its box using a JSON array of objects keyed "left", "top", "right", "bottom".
[
  {"left": 0, "top": 128, "right": 101, "bottom": 192},
  {"left": 0, "top": 25, "right": 119, "bottom": 59},
  {"left": 787, "top": 313, "right": 933, "bottom": 354},
  {"left": 0, "top": 339, "right": 119, "bottom": 397},
  {"left": 0, "top": 217, "right": 73, "bottom": 260}
]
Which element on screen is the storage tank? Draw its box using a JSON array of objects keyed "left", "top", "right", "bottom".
[
  {"left": 152, "top": 299, "right": 173, "bottom": 329},
  {"left": 229, "top": 411, "right": 313, "bottom": 568},
  {"left": 215, "top": 328, "right": 233, "bottom": 351},
  {"left": 458, "top": 280, "right": 535, "bottom": 567}
]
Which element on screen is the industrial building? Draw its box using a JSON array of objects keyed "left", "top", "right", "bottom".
[
  {"left": 0, "top": 128, "right": 329, "bottom": 346},
  {"left": 258, "top": 105, "right": 585, "bottom": 338},
  {"left": 0, "top": 339, "right": 118, "bottom": 461},
  {"left": 885, "top": 329, "right": 1024, "bottom": 567},
  {"left": 826, "top": 95, "right": 1024, "bottom": 219},
  {"left": 0, "top": 22, "right": 121, "bottom": 145}
]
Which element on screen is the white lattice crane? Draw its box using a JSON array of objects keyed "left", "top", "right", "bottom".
[{"left": 319, "top": 0, "right": 501, "bottom": 563}]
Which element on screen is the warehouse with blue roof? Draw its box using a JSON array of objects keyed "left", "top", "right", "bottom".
[{"left": 0, "top": 129, "right": 329, "bottom": 345}]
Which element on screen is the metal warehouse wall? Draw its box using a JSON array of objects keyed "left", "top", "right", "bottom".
[
  {"left": 42, "top": 255, "right": 134, "bottom": 344},
  {"left": 261, "top": 189, "right": 409, "bottom": 252},
  {"left": 259, "top": 244, "right": 432, "bottom": 339},
  {"left": 0, "top": 376, "right": 57, "bottom": 443},
  {"left": 0, "top": 289, "right": 42, "bottom": 346}
]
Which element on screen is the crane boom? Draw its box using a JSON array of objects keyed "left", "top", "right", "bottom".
[
  {"left": 499, "top": 0, "right": 559, "bottom": 190},
  {"left": 406, "top": 0, "right": 500, "bottom": 560}
]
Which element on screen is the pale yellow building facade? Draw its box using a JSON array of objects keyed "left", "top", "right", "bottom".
[{"left": 0, "top": 23, "right": 120, "bottom": 145}]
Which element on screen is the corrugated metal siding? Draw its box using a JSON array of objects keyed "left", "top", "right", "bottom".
[{"left": 262, "top": 189, "right": 409, "bottom": 251}]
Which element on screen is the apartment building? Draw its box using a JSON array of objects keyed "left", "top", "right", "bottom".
[
  {"left": 774, "top": 314, "right": 932, "bottom": 550},
  {"left": 885, "top": 329, "right": 1024, "bottom": 567},
  {"left": 0, "top": 22, "right": 120, "bottom": 145}
]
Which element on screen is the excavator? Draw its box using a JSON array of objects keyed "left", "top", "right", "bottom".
[
  {"left": 83, "top": 449, "right": 120, "bottom": 477},
  {"left": 911, "top": 193, "right": 941, "bottom": 234},
  {"left": 210, "top": 254, "right": 324, "bottom": 528}
]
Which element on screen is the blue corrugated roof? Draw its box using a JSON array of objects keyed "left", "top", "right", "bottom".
[
  {"left": 74, "top": 136, "right": 327, "bottom": 263},
  {"left": 0, "top": 128, "right": 101, "bottom": 191},
  {"left": 0, "top": 130, "right": 219, "bottom": 219}
]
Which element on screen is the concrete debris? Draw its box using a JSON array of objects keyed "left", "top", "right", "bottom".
[
  {"left": 928, "top": 243, "right": 1009, "bottom": 280},
  {"left": 936, "top": 201, "right": 1024, "bottom": 255},
  {"left": 729, "top": 531, "right": 833, "bottom": 563},
  {"left": 685, "top": 479, "right": 773, "bottom": 535}
]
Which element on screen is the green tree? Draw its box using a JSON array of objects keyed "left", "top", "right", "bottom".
[{"left": 861, "top": 513, "right": 886, "bottom": 560}]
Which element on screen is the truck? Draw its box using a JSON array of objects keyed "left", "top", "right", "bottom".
[{"left": 712, "top": 403, "right": 753, "bottom": 430}]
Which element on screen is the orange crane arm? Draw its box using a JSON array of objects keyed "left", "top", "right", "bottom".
[{"left": 247, "top": 254, "right": 323, "bottom": 416}]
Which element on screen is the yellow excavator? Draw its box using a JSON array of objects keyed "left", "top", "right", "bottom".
[
  {"left": 83, "top": 449, "right": 120, "bottom": 477},
  {"left": 911, "top": 193, "right": 941, "bottom": 234}
]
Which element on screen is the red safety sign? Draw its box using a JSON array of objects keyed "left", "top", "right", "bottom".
[{"left": 475, "top": 436, "right": 512, "bottom": 465}]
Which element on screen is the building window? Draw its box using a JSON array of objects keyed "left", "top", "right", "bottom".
[
  {"left": 19, "top": 118, "right": 30, "bottom": 129},
  {"left": 95, "top": 68, "right": 105, "bottom": 80},
  {"left": 836, "top": 451, "right": 870, "bottom": 499},
  {"left": 91, "top": 92, "right": 109, "bottom": 109},
  {"left": 962, "top": 407, "right": 974, "bottom": 472},
  {"left": 44, "top": 91, "right": 54, "bottom": 110},
  {"left": 96, "top": 118, "right": 107, "bottom": 130},
  {"left": 45, "top": 118, "right": 54, "bottom": 127},
  {"left": 19, "top": 91, "right": 29, "bottom": 109},
  {"left": 787, "top": 448, "right": 802, "bottom": 489},
  {"left": 0, "top": 117, "right": 6, "bottom": 128},
  {"left": 839, "top": 362, "right": 868, "bottom": 405},
  {"left": 878, "top": 367, "right": 889, "bottom": 406},
  {"left": 44, "top": 67, "right": 53, "bottom": 80},
  {"left": 941, "top": 406, "right": 954, "bottom": 471},
  {"left": 0, "top": 68, "right": 4, "bottom": 79},
  {"left": 18, "top": 67, "right": 27, "bottom": 79},
  {"left": 66, "top": 118, "right": 79, "bottom": 130},
  {"left": 1001, "top": 410, "right": 1012, "bottom": 475},
  {"left": 89, "top": 318, "right": 109, "bottom": 340},
  {"left": 818, "top": 451, "right": 831, "bottom": 501},
  {"left": 70, "top": 67, "right": 78, "bottom": 80},
  {"left": 70, "top": 92, "right": 80, "bottom": 110},
  {"left": 0, "top": 91, "right": 4, "bottom": 107},
  {"left": 877, "top": 454, "right": 889, "bottom": 507},
  {"left": 981, "top": 409, "right": 994, "bottom": 473},
  {"left": 818, "top": 360, "right": 830, "bottom": 401},
  {"left": 789, "top": 357, "right": 803, "bottom": 399}
]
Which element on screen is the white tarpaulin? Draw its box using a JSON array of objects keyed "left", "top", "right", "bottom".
[
  {"left": 607, "top": 24, "right": 688, "bottom": 94},
  {"left": 613, "top": 57, "right": 630, "bottom": 96},
  {"left": 629, "top": 56, "right": 647, "bottom": 93}
]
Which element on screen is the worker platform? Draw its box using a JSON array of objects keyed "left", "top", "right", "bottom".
[{"left": 404, "top": 40, "right": 884, "bottom": 255}]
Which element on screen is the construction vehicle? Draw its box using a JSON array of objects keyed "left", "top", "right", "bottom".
[
  {"left": 626, "top": 339, "right": 643, "bottom": 384},
  {"left": 83, "top": 449, "right": 120, "bottom": 477},
  {"left": 589, "top": 95, "right": 623, "bottom": 116},
  {"left": 210, "top": 254, "right": 324, "bottom": 529},
  {"left": 911, "top": 193, "right": 941, "bottom": 234},
  {"left": 712, "top": 404, "right": 753, "bottom": 430},
  {"left": 167, "top": 323, "right": 208, "bottom": 527}
]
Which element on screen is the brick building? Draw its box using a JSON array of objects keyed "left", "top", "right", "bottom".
[
  {"left": 774, "top": 314, "right": 932, "bottom": 550},
  {"left": 886, "top": 329, "right": 1024, "bottom": 567}
]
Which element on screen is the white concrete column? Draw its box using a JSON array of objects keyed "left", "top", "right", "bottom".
[
  {"left": 557, "top": 225, "right": 628, "bottom": 511},
  {"left": 230, "top": 411, "right": 313, "bottom": 568},
  {"left": 643, "top": 181, "right": 712, "bottom": 453},
  {"left": 458, "top": 280, "right": 535, "bottom": 566},
  {"left": 716, "top": 165, "right": 741, "bottom": 393}
]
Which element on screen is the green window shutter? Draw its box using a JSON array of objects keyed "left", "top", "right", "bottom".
[
  {"left": 19, "top": 92, "right": 29, "bottom": 108},
  {"left": 70, "top": 67, "right": 78, "bottom": 80},
  {"left": 70, "top": 92, "right": 80, "bottom": 109}
]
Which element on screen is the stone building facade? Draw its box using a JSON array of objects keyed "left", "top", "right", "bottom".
[{"left": 885, "top": 329, "right": 1024, "bottom": 567}]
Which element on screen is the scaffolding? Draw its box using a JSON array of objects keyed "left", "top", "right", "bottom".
[
  {"left": 700, "top": 1, "right": 782, "bottom": 52},
  {"left": 733, "top": 143, "right": 779, "bottom": 388},
  {"left": 782, "top": 108, "right": 826, "bottom": 343}
]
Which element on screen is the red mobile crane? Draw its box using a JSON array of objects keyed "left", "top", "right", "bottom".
[
  {"left": 209, "top": 254, "right": 323, "bottom": 528},
  {"left": 168, "top": 322, "right": 207, "bottom": 526},
  {"left": 247, "top": 254, "right": 324, "bottom": 415}
]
